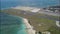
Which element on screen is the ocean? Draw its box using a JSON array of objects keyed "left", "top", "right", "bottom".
[
  {"left": 0, "top": 0, "right": 59, "bottom": 34},
  {"left": 0, "top": 12, "right": 27, "bottom": 34},
  {"left": 1, "top": 0, "right": 59, "bottom": 9}
]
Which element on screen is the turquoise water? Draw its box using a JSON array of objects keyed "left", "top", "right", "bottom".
[
  {"left": 1, "top": 0, "right": 59, "bottom": 9},
  {"left": 0, "top": 12, "right": 27, "bottom": 34}
]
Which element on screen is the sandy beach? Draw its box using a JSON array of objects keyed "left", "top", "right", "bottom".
[
  {"left": 23, "top": 18, "right": 36, "bottom": 34},
  {"left": 13, "top": 6, "right": 40, "bottom": 13}
]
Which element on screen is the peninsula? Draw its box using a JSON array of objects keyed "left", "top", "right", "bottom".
[{"left": 1, "top": 6, "right": 60, "bottom": 34}]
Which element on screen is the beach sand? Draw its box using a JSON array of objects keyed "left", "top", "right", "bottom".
[
  {"left": 13, "top": 6, "right": 40, "bottom": 13},
  {"left": 23, "top": 18, "right": 36, "bottom": 34}
]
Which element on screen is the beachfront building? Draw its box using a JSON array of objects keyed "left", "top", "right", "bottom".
[
  {"left": 47, "top": 6, "right": 60, "bottom": 13},
  {"left": 56, "top": 21, "right": 60, "bottom": 27},
  {"left": 55, "top": 10, "right": 60, "bottom": 14}
]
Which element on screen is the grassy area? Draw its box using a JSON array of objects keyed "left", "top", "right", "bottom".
[
  {"left": 47, "top": 26, "right": 60, "bottom": 34},
  {"left": 1, "top": 9, "right": 60, "bottom": 34}
]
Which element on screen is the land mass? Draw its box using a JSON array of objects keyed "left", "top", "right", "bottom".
[{"left": 1, "top": 6, "right": 60, "bottom": 34}]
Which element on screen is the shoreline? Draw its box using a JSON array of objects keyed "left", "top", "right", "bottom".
[
  {"left": 23, "top": 18, "right": 36, "bottom": 34},
  {"left": 13, "top": 6, "right": 41, "bottom": 13},
  {"left": 12, "top": 6, "right": 60, "bottom": 16}
]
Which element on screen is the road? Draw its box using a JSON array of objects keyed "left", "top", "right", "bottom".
[{"left": 38, "top": 10, "right": 60, "bottom": 16}]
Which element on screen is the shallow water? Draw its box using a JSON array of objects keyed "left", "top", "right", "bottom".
[{"left": 0, "top": 12, "right": 27, "bottom": 34}]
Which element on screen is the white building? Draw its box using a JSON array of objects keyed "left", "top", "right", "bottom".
[{"left": 56, "top": 21, "right": 60, "bottom": 27}]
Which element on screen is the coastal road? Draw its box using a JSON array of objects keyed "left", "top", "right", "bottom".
[{"left": 38, "top": 10, "right": 60, "bottom": 16}]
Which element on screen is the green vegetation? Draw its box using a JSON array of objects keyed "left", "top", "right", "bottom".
[
  {"left": 47, "top": 26, "right": 60, "bottom": 34},
  {"left": 1, "top": 9, "right": 60, "bottom": 34}
]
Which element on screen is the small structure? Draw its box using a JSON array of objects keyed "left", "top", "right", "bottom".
[
  {"left": 56, "top": 21, "right": 60, "bottom": 27},
  {"left": 42, "top": 31, "right": 51, "bottom": 34},
  {"left": 55, "top": 10, "right": 58, "bottom": 13},
  {"left": 31, "top": 9, "right": 40, "bottom": 12}
]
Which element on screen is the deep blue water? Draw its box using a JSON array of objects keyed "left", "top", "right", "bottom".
[
  {"left": 1, "top": 0, "right": 59, "bottom": 9},
  {"left": 0, "top": 12, "right": 27, "bottom": 34}
]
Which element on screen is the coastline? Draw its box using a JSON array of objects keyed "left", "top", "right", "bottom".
[
  {"left": 23, "top": 18, "right": 36, "bottom": 34},
  {"left": 1, "top": 6, "right": 60, "bottom": 34},
  {"left": 12, "top": 6, "right": 60, "bottom": 16},
  {"left": 12, "top": 6, "right": 41, "bottom": 13}
]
